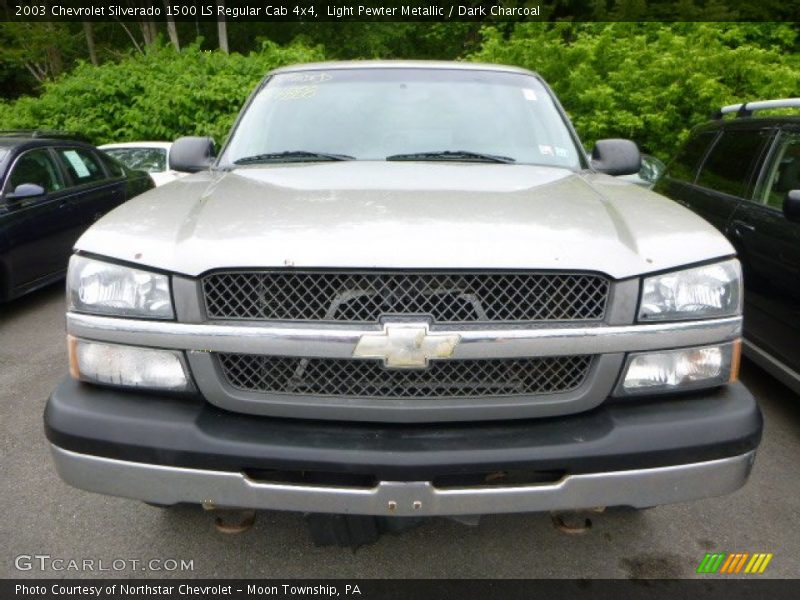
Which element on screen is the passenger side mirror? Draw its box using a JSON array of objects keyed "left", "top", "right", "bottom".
[
  {"left": 5, "top": 183, "right": 46, "bottom": 201},
  {"left": 169, "top": 136, "right": 216, "bottom": 173},
  {"left": 784, "top": 190, "right": 800, "bottom": 223},
  {"left": 591, "top": 139, "right": 641, "bottom": 176}
]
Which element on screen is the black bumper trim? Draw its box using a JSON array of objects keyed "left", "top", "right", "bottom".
[{"left": 44, "top": 378, "right": 762, "bottom": 480}]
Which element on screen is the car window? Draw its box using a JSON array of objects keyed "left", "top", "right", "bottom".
[
  {"left": 56, "top": 147, "right": 107, "bottom": 185},
  {"left": 5, "top": 148, "right": 65, "bottom": 194},
  {"left": 639, "top": 155, "right": 665, "bottom": 184},
  {"left": 104, "top": 147, "right": 167, "bottom": 173},
  {"left": 759, "top": 133, "right": 800, "bottom": 210},
  {"left": 99, "top": 152, "right": 126, "bottom": 177},
  {"left": 666, "top": 131, "right": 716, "bottom": 183},
  {"left": 695, "top": 129, "right": 771, "bottom": 198}
]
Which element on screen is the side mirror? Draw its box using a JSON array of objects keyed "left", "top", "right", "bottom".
[
  {"left": 169, "top": 136, "right": 216, "bottom": 173},
  {"left": 591, "top": 139, "right": 641, "bottom": 176},
  {"left": 5, "top": 183, "right": 46, "bottom": 201},
  {"left": 784, "top": 190, "right": 800, "bottom": 223}
]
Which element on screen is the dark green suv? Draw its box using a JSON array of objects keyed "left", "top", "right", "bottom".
[{"left": 656, "top": 98, "right": 800, "bottom": 393}]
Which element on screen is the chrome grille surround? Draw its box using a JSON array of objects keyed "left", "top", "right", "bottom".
[
  {"left": 217, "top": 354, "right": 594, "bottom": 399},
  {"left": 202, "top": 270, "right": 610, "bottom": 323},
  {"left": 67, "top": 307, "right": 744, "bottom": 422}
]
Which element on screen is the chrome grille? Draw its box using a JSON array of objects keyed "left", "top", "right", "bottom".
[
  {"left": 217, "top": 354, "right": 594, "bottom": 399},
  {"left": 203, "top": 271, "right": 609, "bottom": 323}
]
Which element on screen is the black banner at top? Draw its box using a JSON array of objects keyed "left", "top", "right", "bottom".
[{"left": 2, "top": 0, "right": 799, "bottom": 22}]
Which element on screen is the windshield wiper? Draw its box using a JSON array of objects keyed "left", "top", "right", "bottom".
[
  {"left": 385, "top": 150, "right": 516, "bottom": 164},
  {"left": 234, "top": 150, "right": 354, "bottom": 164}
]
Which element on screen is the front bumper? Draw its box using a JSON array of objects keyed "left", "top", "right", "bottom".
[
  {"left": 50, "top": 445, "right": 756, "bottom": 517},
  {"left": 45, "top": 379, "right": 762, "bottom": 516}
]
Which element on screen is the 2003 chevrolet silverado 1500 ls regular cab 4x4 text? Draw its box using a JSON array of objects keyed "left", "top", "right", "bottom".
[{"left": 45, "top": 62, "right": 762, "bottom": 546}]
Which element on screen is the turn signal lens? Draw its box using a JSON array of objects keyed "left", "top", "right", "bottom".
[
  {"left": 67, "top": 336, "right": 192, "bottom": 392},
  {"left": 616, "top": 342, "right": 737, "bottom": 396}
]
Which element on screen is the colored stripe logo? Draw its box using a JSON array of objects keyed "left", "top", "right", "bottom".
[{"left": 697, "top": 552, "right": 773, "bottom": 574}]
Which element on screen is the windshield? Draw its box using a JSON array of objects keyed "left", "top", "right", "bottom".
[
  {"left": 104, "top": 147, "right": 167, "bottom": 173},
  {"left": 222, "top": 68, "right": 581, "bottom": 169}
]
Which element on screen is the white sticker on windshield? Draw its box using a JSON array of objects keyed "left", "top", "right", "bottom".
[
  {"left": 538, "top": 145, "right": 554, "bottom": 156},
  {"left": 63, "top": 150, "right": 90, "bottom": 178},
  {"left": 555, "top": 147, "right": 569, "bottom": 157},
  {"left": 283, "top": 72, "right": 332, "bottom": 84},
  {"left": 522, "top": 88, "right": 538, "bottom": 101}
]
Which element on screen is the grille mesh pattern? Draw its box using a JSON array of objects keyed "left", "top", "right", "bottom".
[
  {"left": 217, "top": 354, "right": 594, "bottom": 399},
  {"left": 203, "top": 271, "right": 609, "bottom": 323}
]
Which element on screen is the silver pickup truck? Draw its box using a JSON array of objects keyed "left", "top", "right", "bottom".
[{"left": 45, "top": 61, "right": 761, "bottom": 546}]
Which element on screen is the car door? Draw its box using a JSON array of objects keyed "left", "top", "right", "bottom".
[
  {"left": 97, "top": 151, "right": 153, "bottom": 200},
  {"left": 656, "top": 130, "right": 723, "bottom": 225},
  {"left": 53, "top": 146, "right": 126, "bottom": 229},
  {"left": 0, "top": 147, "right": 81, "bottom": 293},
  {"left": 682, "top": 128, "right": 773, "bottom": 234},
  {"left": 729, "top": 129, "right": 800, "bottom": 376}
]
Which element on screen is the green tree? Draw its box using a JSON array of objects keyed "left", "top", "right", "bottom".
[
  {"left": 470, "top": 22, "right": 800, "bottom": 158},
  {"left": 0, "top": 40, "right": 325, "bottom": 144}
]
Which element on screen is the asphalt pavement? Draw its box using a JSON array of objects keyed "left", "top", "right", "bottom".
[{"left": 1, "top": 283, "right": 798, "bottom": 579}]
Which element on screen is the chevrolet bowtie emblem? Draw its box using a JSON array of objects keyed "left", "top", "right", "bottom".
[{"left": 353, "top": 324, "right": 461, "bottom": 369}]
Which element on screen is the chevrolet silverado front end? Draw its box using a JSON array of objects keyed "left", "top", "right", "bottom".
[{"left": 45, "top": 62, "right": 761, "bottom": 545}]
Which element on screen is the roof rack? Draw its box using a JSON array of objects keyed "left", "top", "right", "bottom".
[
  {"left": 713, "top": 98, "right": 800, "bottom": 120},
  {"left": 0, "top": 129, "right": 91, "bottom": 143}
]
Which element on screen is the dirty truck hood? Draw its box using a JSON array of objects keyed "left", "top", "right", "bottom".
[{"left": 76, "top": 162, "right": 734, "bottom": 280}]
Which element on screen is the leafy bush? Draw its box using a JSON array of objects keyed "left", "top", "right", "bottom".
[
  {"left": 0, "top": 40, "right": 324, "bottom": 145},
  {"left": 2, "top": 23, "right": 798, "bottom": 163},
  {"left": 470, "top": 23, "right": 800, "bottom": 158}
]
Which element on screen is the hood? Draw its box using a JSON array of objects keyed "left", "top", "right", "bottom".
[{"left": 76, "top": 161, "right": 734, "bottom": 279}]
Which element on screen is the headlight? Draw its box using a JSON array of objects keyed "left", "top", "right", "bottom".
[
  {"left": 68, "top": 337, "right": 193, "bottom": 392},
  {"left": 638, "top": 259, "right": 742, "bottom": 322},
  {"left": 615, "top": 342, "right": 740, "bottom": 396},
  {"left": 67, "top": 255, "right": 173, "bottom": 319}
]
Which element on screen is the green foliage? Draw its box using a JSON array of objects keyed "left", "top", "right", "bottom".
[
  {"left": 1, "top": 22, "right": 798, "bottom": 164},
  {"left": 284, "top": 22, "right": 480, "bottom": 60},
  {"left": 470, "top": 22, "right": 800, "bottom": 158},
  {"left": 0, "top": 40, "right": 324, "bottom": 145},
  {"left": 0, "top": 21, "right": 80, "bottom": 83}
]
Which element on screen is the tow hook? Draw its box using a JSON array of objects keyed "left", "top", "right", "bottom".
[{"left": 202, "top": 501, "right": 256, "bottom": 534}]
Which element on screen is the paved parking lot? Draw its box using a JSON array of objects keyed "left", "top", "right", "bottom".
[{"left": 2, "top": 283, "right": 798, "bottom": 579}]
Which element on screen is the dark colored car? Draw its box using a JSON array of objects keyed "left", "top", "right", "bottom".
[
  {"left": 655, "top": 98, "right": 800, "bottom": 393},
  {"left": 0, "top": 132, "right": 154, "bottom": 301}
]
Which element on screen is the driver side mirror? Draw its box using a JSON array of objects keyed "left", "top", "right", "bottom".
[
  {"left": 5, "top": 183, "right": 46, "bottom": 202},
  {"left": 591, "top": 139, "right": 641, "bottom": 176},
  {"left": 784, "top": 190, "right": 800, "bottom": 223},
  {"left": 169, "top": 136, "right": 216, "bottom": 173}
]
